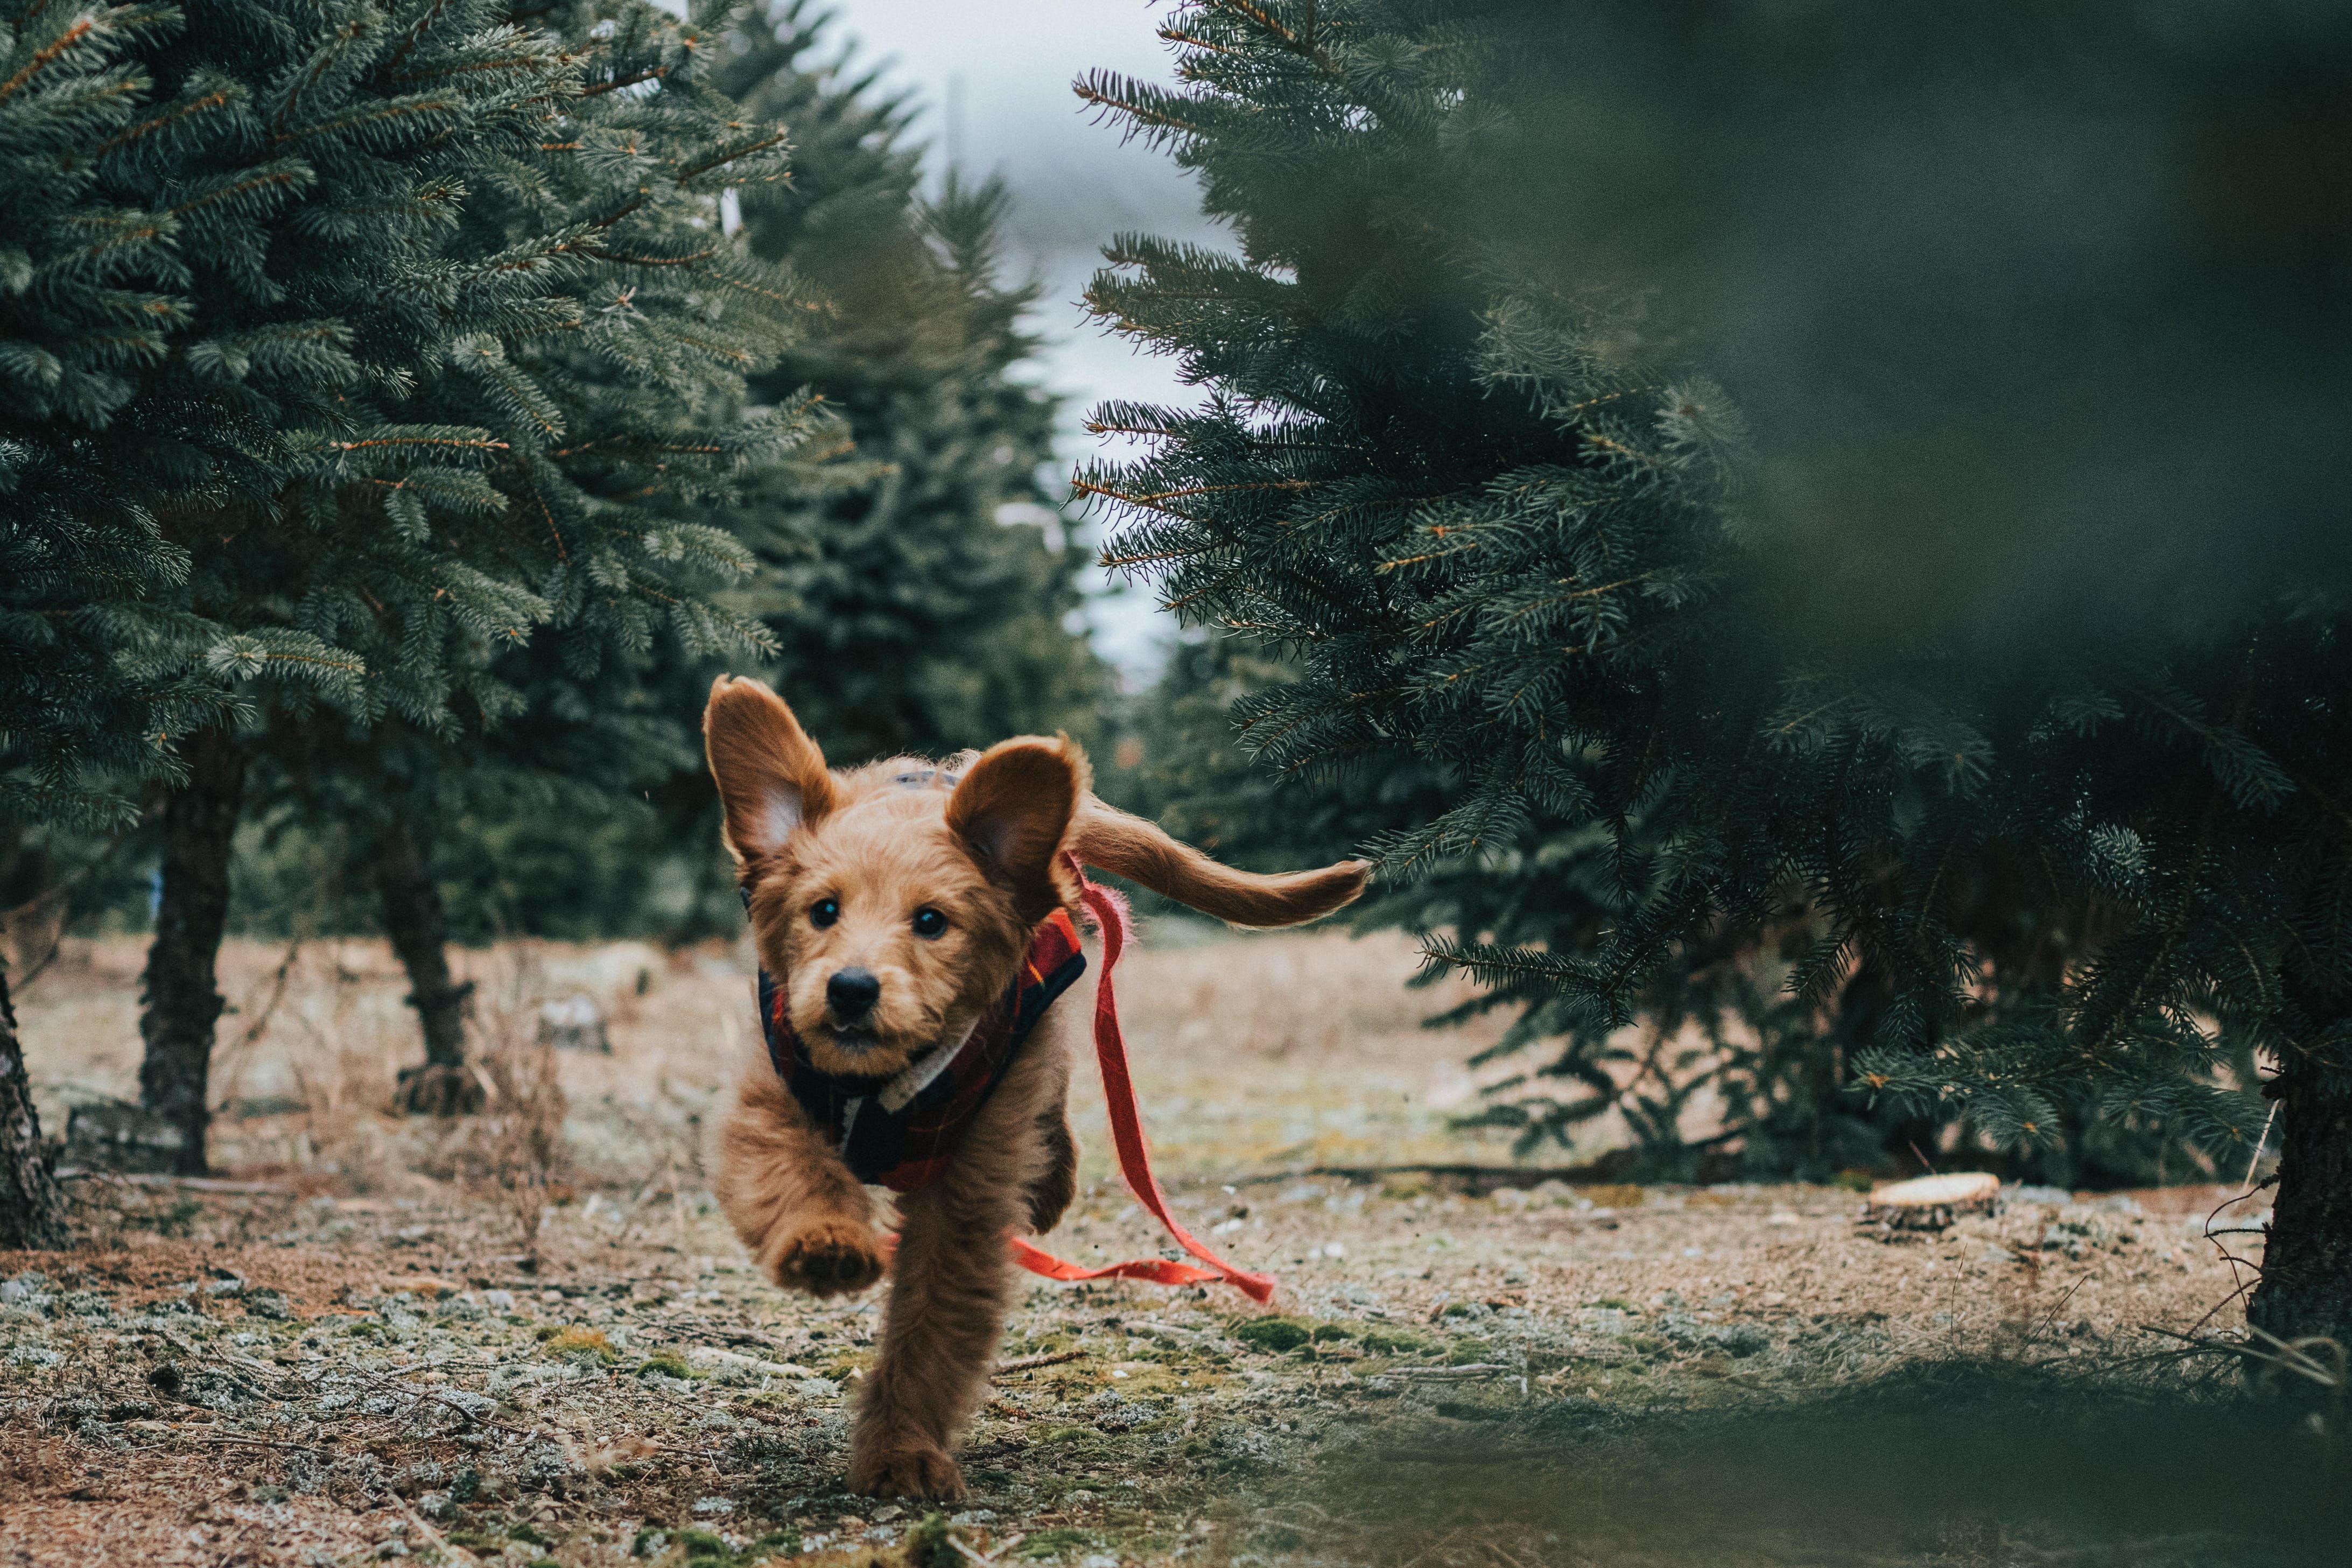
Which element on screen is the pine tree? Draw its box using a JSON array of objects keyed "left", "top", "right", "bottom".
[
  {"left": 3, "top": 0, "right": 826, "bottom": 1168},
  {"left": 504, "top": 0, "right": 1108, "bottom": 944},
  {"left": 3, "top": 0, "right": 248, "bottom": 1232},
  {"left": 714, "top": 1, "right": 1103, "bottom": 764},
  {"left": 340, "top": 1, "right": 1109, "bottom": 953},
  {"left": 238, "top": 0, "right": 841, "bottom": 1114},
  {"left": 1077, "top": 2, "right": 2352, "bottom": 1344}
]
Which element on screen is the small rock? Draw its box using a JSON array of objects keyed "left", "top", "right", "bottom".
[
  {"left": 950, "top": 1510, "right": 999, "bottom": 1526},
  {"left": 483, "top": 1290, "right": 516, "bottom": 1312},
  {"left": 691, "top": 1496, "right": 734, "bottom": 1515},
  {"left": 870, "top": 1504, "right": 904, "bottom": 1523},
  {"left": 537, "top": 994, "right": 610, "bottom": 1053}
]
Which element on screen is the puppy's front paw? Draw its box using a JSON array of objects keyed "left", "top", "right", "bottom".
[
  {"left": 1024, "top": 1151, "right": 1077, "bottom": 1237},
  {"left": 1023, "top": 1111, "right": 1079, "bottom": 1235},
  {"left": 849, "top": 1440, "right": 964, "bottom": 1500},
  {"left": 767, "top": 1218, "right": 884, "bottom": 1298}
]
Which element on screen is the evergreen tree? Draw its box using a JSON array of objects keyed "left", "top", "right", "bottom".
[
  {"left": 711, "top": 2, "right": 1102, "bottom": 762},
  {"left": 550, "top": 0, "right": 1110, "bottom": 941},
  {"left": 3, "top": 0, "right": 247, "bottom": 1233},
  {"left": 226, "top": 0, "right": 840, "bottom": 1113},
  {"left": 349, "top": 1, "right": 1111, "bottom": 951},
  {"left": 1077, "top": 2, "right": 2352, "bottom": 1342},
  {"left": 3, "top": 0, "right": 825, "bottom": 1168}
]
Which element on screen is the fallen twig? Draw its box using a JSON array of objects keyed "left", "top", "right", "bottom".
[
  {"left": 2242, "top": 1325, "right": 2346, "bottom": 1394},
  {"left": 995, "top": 1349, "right": 1085, "bottom": 1375},
  {"left": 187, "top": 1432, "right": 331, "bottom": 1454},
  {"left": 54, "top": 1169, "right": 294, "bottom": 1194},
  {"left": 1386, "top": 1363, "right": 1513, "bottom": 1381},
  {"left": 2026, "top": 1274, "right": 2092, "bottom": 1344}
]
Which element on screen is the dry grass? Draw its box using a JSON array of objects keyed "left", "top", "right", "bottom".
[
  {"left": 16, "top": 918, "right": 1530, "bottom": 1197},
  {"left": 1, "top": 921, "right": 2315, "bottom": 1568}
]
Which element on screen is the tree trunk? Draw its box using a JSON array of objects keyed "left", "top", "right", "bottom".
[
  {"left": 2246, "top": 1060, "right": 2352, "bottom": 1354},
  {"left": 137, "top": 727, "right": 245, "bottom": 1176},
  {"left": 0, "top": 962, "right": 69, "bottom": 1249},
  {"left": 381, "top": 812, "right": 481, "bottom": 1116}
]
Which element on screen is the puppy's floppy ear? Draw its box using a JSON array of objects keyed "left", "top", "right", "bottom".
[
  {"left": 704, "top": 675, "right": 835, "bottom": 868},
  {"left": 945, "top": 735, "right": 1083, "bottom": 924}
]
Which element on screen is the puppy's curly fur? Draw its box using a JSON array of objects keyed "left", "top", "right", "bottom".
[{"left": 702, "top": 674, "right": 1366, "bottom": 1499}]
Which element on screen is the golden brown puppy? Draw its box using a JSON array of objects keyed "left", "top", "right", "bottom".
[{"left": 702, "top": 674, "right": 1366, "bottom": 1499}]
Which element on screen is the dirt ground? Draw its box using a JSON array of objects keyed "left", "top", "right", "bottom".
[{"left": 0, "top": 925, "right": 2312, "bottom": 1568}]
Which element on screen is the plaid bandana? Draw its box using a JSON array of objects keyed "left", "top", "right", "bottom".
[{"left": 755, "top": 909, "right": 1088, "bottom": 1194}]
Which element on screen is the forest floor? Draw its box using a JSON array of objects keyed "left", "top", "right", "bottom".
[{"left": 1, "top": 926, "right": 2332, "bottom": 1568}]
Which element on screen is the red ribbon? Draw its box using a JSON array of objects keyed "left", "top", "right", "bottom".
[{"left": 1000, "top": 867, "right": 1277, "bottom": 1303}]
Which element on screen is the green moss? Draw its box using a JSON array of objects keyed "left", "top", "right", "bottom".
[
  {"left": 904, "top": 1513, "right": 957, "bottom": 1568},
  {"left": 746, "top": 1529, "right": 803, "bottom": 1562},
  {"left": 1017, "top": 1527, "right": 1102, "bottom": 1559},
  {"left": 677, "top": 1529, "right": 733, "bottom": 1558},
  {"left": 1231, "top": 1317, "right": 1313, "bottom": 1353},
  {"left": 636, "top": 1350, "right": 695, "bottom": 1380}
]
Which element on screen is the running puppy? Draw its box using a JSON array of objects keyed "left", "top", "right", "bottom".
[{"left": 702, "top": 674, "right": 1366, "bottom": 1499}]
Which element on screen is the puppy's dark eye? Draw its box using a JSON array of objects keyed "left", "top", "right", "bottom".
[
  {"left": 810, "top": 897, "right": 840, "bottom": 930},
  {"left": 911, "top": 906, "right": 948, "bottom": 939}
]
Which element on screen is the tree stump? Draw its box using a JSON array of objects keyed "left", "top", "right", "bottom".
[{"left": 1862, "top": 1172, "right": 2002, "bottom": 1232}]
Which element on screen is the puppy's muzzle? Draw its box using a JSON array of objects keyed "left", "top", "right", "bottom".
[{"left": 826, "top": 966, "right": 882, "bottom": 1025}]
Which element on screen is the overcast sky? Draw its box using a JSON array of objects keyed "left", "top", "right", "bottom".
[{"left": 806, "top": 1, "right": 1224, "bottom": 683}]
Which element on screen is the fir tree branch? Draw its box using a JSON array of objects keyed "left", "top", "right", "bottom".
[
  {"left": 375, "top": 0, "right": 457, "bottom": 82},
  {"left": 0, "top": 15, "right": 92, "bottom": 106},
  {"left": 95, "top": 79, "right": 236, "bottom": 156}
]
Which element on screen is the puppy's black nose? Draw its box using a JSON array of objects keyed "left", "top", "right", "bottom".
[{"left": 826, "top": 967, "right": 881, "bottom": 1021}]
